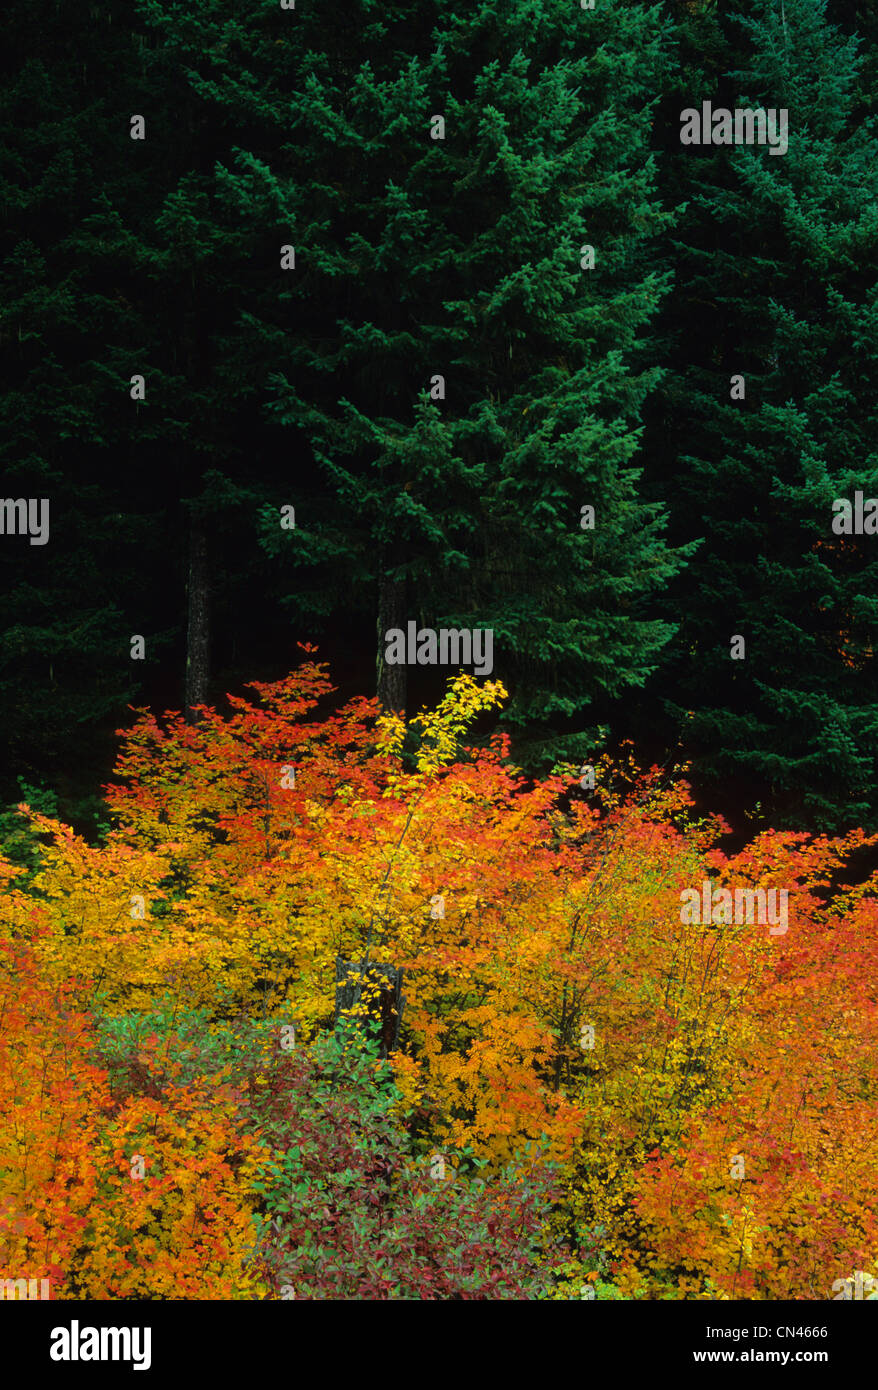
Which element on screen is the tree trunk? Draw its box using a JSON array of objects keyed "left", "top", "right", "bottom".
[
  {"left": 334, "top": 956, "right": 405, "bottom": 1058},
  {"left": 185, "top": 514, "right": 210, "bottom": 722},
  {"left": 376, "top": 567, "right": 407, "bottom": 717}
]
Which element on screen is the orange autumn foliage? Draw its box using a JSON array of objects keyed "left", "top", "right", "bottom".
[
  {"left": 0, "top": 935, "right": 266, "bottom": 1299},
  {"left": 1, "top": 655, "right": 877, "bottom": 1298}
]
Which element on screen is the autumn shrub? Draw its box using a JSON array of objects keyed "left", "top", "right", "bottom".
[
  {"left": 94, "top": 996, "right": 281, "bottom": 1096},
  {"left": 0, "top": 938, "right": 267, "bottom": 1299},
  {"left": 1, "top": 657, "right": 877, "bottom": 1298},
  {"left": 245, "top": 1027, "right": 569, "bottom": 1299}
]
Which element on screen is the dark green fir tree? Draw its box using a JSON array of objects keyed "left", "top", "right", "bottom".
[
  {"left": 650, "top": 0, "right": 878, "bottom": 830},
  {"left": 138, "top": 0, "right": 691, "bottom": 763},
  {"left": 0, "top": 0, "right": 158, "bottom": 828}
]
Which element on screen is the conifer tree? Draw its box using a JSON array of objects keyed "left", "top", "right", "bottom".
[
  {"left": 650, "top": 0, "right": 878, "bottom": 829},
  {"left": 0, "top": 0, "right": 288, "bottom": 805},
  {"left": 140, "top": 0, "right": 689, "bottom": 759},
  {"left": 0, "top": 0, "right": 157, "bottom": 823}
]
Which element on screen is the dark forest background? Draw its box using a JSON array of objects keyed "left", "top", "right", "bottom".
[{"left": 1, "top": 0, "right": 877, "bottom": 842}]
